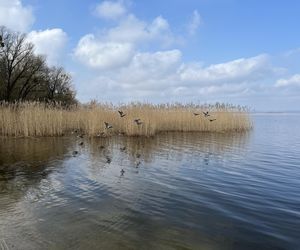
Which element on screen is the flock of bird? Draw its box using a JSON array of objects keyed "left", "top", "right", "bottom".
[
  {"left": 193, "top": 111, "right": 217, "bottom": 122},
  {"left": 104, "top": 110, "right": 216, "bottom": 131},
  {"left": 103, "top": 110, "right": 143, "bottom": 130},
  {"left": 71, "top": 109, "right": 216, "bottom": 176}
]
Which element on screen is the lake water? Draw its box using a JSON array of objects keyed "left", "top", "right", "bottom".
[{"left": 0, "top": 114, "right": 299, "bottom": 250}]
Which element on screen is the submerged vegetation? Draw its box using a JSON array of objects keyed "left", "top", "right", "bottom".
[{"left": 0, "top": 102, "right": 252, "bottom": 137}]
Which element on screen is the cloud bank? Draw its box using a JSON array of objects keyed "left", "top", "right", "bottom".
[{"left": 0, "top": 0, "right": 34, "bottom": 32}]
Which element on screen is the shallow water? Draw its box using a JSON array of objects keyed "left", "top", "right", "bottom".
[{"left": 0, "top": 114, "right": 299, "bottom": 250}]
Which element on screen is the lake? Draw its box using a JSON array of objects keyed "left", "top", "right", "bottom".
[{"left": 0, "top": 114, "right": 299, "bottom": 250}]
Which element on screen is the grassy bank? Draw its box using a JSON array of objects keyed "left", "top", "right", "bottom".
[{"left": 0, "top": 102, "right": 252, "bottom": 137}]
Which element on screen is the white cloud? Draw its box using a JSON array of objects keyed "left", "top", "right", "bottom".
[
  {"left": 75, "top": 52, "right": 275, "bottom": 102},
  {"left": 74, "top": 34, "right": 134, "bottom": 70},
  {"left": 187, "top": 10, "right": 202, "bottom": 35},
  {"left": 27, "top": 29, "right": 68, "bottom": 65},
  {"left": 275, "top": 74, "right": 300, "bottom": 87},
  {"left": 74, "top": 4, "right": 281, "bottom": 104},
  {"left": 179, "top": 54, "right": 270, "bottom": 84},
  {"left": 95, "top": 1, "right": 126, "bottom": 20},
  {"left": 0, "top": 0, "right": 34, "bottom": 32},
  {"left": 106, "top": 14, "right": 147, "bottom": 43},
  {"left": 106, "top": 14, "right": 175, "bottom": 46},
  {"left": 149, "top": 16, "right": 170, "bottom": 35},
  {"left": 74, "top": 13, "right": 177, "bottom": 70},
  {"left": 118, "top": 49, "right": 182, "bottom": 84}
]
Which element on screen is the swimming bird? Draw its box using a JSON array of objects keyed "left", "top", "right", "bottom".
[
  {"left": 106, "top": 156, "right": 111, "bottom": 164},
  {"left": 71, "top": 129, "right": 78, "bottom": 134},
  {"left": 72, "top": 150, "right": 78, "bottom": 156},
  {"left": 118, "top": 110, "right": 126, "bottom": 117},
  {"left": 99, "top": 145, "right": 105, "bottom": 149},
  {"left": 104, "top": 122, "right": 113, "bottom": 129},
  {"left": 77, "top": 134, "right": 84, "bottom": 138},
  {"left": 135, "top": 161, "right": 141, "bottom": 168},
  {"left": 136, "top": 153, "right": 141, "bottom": 158},
  {"left": 120, "top": 169, "right": 125, "bottom": 175},
  {"left": 193, "top": 112, "right": 200, "bottom": 116},
  {"left": 203, "top": 111, "right": 210, "bottom": 117},
  {"left": 79, "top": 142, "right": 84, "bottom": 146},
  {"left": 209, "top": 119, "right": 216, "bottom": 122},
  {"left": 134, "top": 119, "right": 143, "bottom": 125},
  {"left": 120, "top": 146, "right": 126, "bottom": 151}
]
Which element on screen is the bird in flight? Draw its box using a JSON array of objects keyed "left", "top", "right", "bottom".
[
  {"left": 134, "top": 119, "right": 143, "bottom": 125},
  {"left": 104, "top": 122, "right": 113, "bottom": 129},
  {"left": 203, "top": 111, "right": 210, "bottom": 117},
  {"left": 120, "top": 169, "right": 125, "bottom": 176},
  {"left": 118, "top": 110, "right": 126, "bottom": 117}
]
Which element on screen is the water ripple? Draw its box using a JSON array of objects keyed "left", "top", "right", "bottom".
[{"left": 0, "top": 115, "right": 300, "bottom": 249}]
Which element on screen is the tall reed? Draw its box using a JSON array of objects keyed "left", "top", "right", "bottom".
[{"left": 0, "top": 102, "right": 252, "bottom": 137}]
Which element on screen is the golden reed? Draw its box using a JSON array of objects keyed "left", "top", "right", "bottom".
[{"left": 0, "top": 102, "right": 252, "bottom": 137}]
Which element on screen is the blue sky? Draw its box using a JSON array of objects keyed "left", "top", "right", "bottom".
[{"left": 1, "top": 0, "right": 300, "bottom": 111}]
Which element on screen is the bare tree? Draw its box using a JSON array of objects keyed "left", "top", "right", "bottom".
[
  {"left": 0, "top": 26, "right": 36, "bottom": 101},
  {"left": 17, "top": 55, "right": 47, "bottom": 100},
  {"left": 0, "top": 26, "right": 77, "bottom": 105},
  {"left": 44, "top": 66, "right": 76, "bottom": 105}
]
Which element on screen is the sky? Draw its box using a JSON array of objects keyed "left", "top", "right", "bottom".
[{"left": 1, "top": 0, "right": 300, "bottom": 111}]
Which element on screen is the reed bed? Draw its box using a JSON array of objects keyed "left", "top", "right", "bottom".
[{"left": 0, "top": 102, "right": 252, "bottom": 137}]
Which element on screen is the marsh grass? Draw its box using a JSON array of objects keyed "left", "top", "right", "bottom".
[{"left": 0, "top": 102, "right": 252, "bottom": 137}]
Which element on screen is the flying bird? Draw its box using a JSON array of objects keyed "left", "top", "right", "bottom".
[
  {"left": 203, "top": 111, "right": 210, "bottom": 117},
  {"left": 134, "top": 119, "right": 143, "bottom": 125},
  {"left": 104, "top": 122, "right": 113, "bottom": 129},
  {"left": 118, "top": 110, "right": 126, "bottom": 117}
]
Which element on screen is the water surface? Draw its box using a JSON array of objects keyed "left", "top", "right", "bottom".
[{"left": 0, "top": 114, "right": 300, "bottom": 249}]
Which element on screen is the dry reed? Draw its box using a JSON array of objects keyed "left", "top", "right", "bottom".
[{"left": 0, "top": 102, "right": 252, "bottom": 137}]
